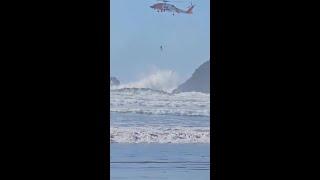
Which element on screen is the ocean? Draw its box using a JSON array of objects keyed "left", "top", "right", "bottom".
[{"left": 110, "top": 88, "right": 210, "bottom": 179}]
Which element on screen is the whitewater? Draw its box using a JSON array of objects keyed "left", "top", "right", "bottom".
[
  {"left": 111, "top": 88, "right": 210, "bottom": 117},
  {"left": 110, "top": 71, "right": 210, "bottom": 144}
]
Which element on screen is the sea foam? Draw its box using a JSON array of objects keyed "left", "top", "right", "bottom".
[
  {"left": 111, "top": 88, "right": 210, "bottom": 117},
  {"left": 111, "top": 126, "right": 210, "bottom": 144}
]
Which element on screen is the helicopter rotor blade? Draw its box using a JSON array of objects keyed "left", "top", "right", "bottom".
[
  {"left": 157, "top": 0, "right": 170, "bottom": 2},
  {"left": 157, "top": 0, "right": 186, "bottom": 3}
]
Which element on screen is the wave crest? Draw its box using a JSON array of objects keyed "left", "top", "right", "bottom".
[
  {"left": 113, "top": 70, "right": 180, "bottom": 93},
  {"left": 111, "top": 89, "right": 210, "bottom": 117},
  {"left": 111, "top": 87, "right": 171, "bottom": 95},
  {"left": 111, "top": 127, "right": 210, "bottom": 144}
]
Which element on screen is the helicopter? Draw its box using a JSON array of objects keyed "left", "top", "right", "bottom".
[{"left": 150, "top": 0, "right": 195, "bottom": 15}]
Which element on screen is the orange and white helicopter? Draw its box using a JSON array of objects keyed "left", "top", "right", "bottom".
[{"left": 150, "top": 0, "right": 195, "bottom": 15}]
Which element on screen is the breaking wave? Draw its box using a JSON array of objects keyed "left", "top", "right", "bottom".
[
  {"left": 110, "top": 69, "right": 210, "bottom": 144},
  {"left": 110, "top": 88, "right": 210, "bottom": 117},
  {"left": 110, "top": 127, "right": 210, "bottom": 144},
  {"left": 112, "top": 69, "right": 180, "bottom": 93}
]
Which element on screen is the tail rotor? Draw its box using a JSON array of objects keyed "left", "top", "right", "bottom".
[
  {"left": 185, "top": 1, "right": 195, "bottom": 14},
  {"left": 186, "top": 1, "right": 194, "bottom": 9}
]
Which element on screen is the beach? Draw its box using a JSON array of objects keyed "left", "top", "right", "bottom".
[
  {"left": 111, "top": 143, "right": 210, "bottom": 180},
  {"left": 110, "top": 89, "right": 210, "bottom": 179}
]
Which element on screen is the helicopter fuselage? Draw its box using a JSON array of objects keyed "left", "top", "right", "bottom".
[{"left": 150, "top": 3, "right": 193, "bottom": 14}]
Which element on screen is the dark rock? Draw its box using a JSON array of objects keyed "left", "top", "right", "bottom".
[
  {"left": 173, "top": 60, "right": 210, "bottom": 93},
  {"left": 110, "top": 77, "right": 120, "bottom": 86}
]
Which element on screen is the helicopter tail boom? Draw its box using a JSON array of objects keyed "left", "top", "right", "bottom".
[{"left": 186, "top": 5, "right": 194, "bottom": 14}]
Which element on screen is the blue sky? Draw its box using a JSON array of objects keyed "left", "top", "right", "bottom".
[{"left": 111, "top": 0, "right": 210, "bottom": 83}]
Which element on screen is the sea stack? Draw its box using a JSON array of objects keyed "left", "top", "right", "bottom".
[
  {"left": 110, "top": 76, "right": 120, "bottom": 86},
  {"left": 173, "top": 60, "right": 210, "bottom": 94}
]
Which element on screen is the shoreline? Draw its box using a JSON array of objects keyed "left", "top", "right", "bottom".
[{"left": 111, "top": 143, "right": 210, "bottom": 180}]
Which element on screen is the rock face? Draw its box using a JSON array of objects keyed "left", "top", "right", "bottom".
[
  {"left": 173, "top": 60, "right": 210, "bottom": 94},
  {"left": 110, "top": 77, "right": 120, "bottom": 86}
]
